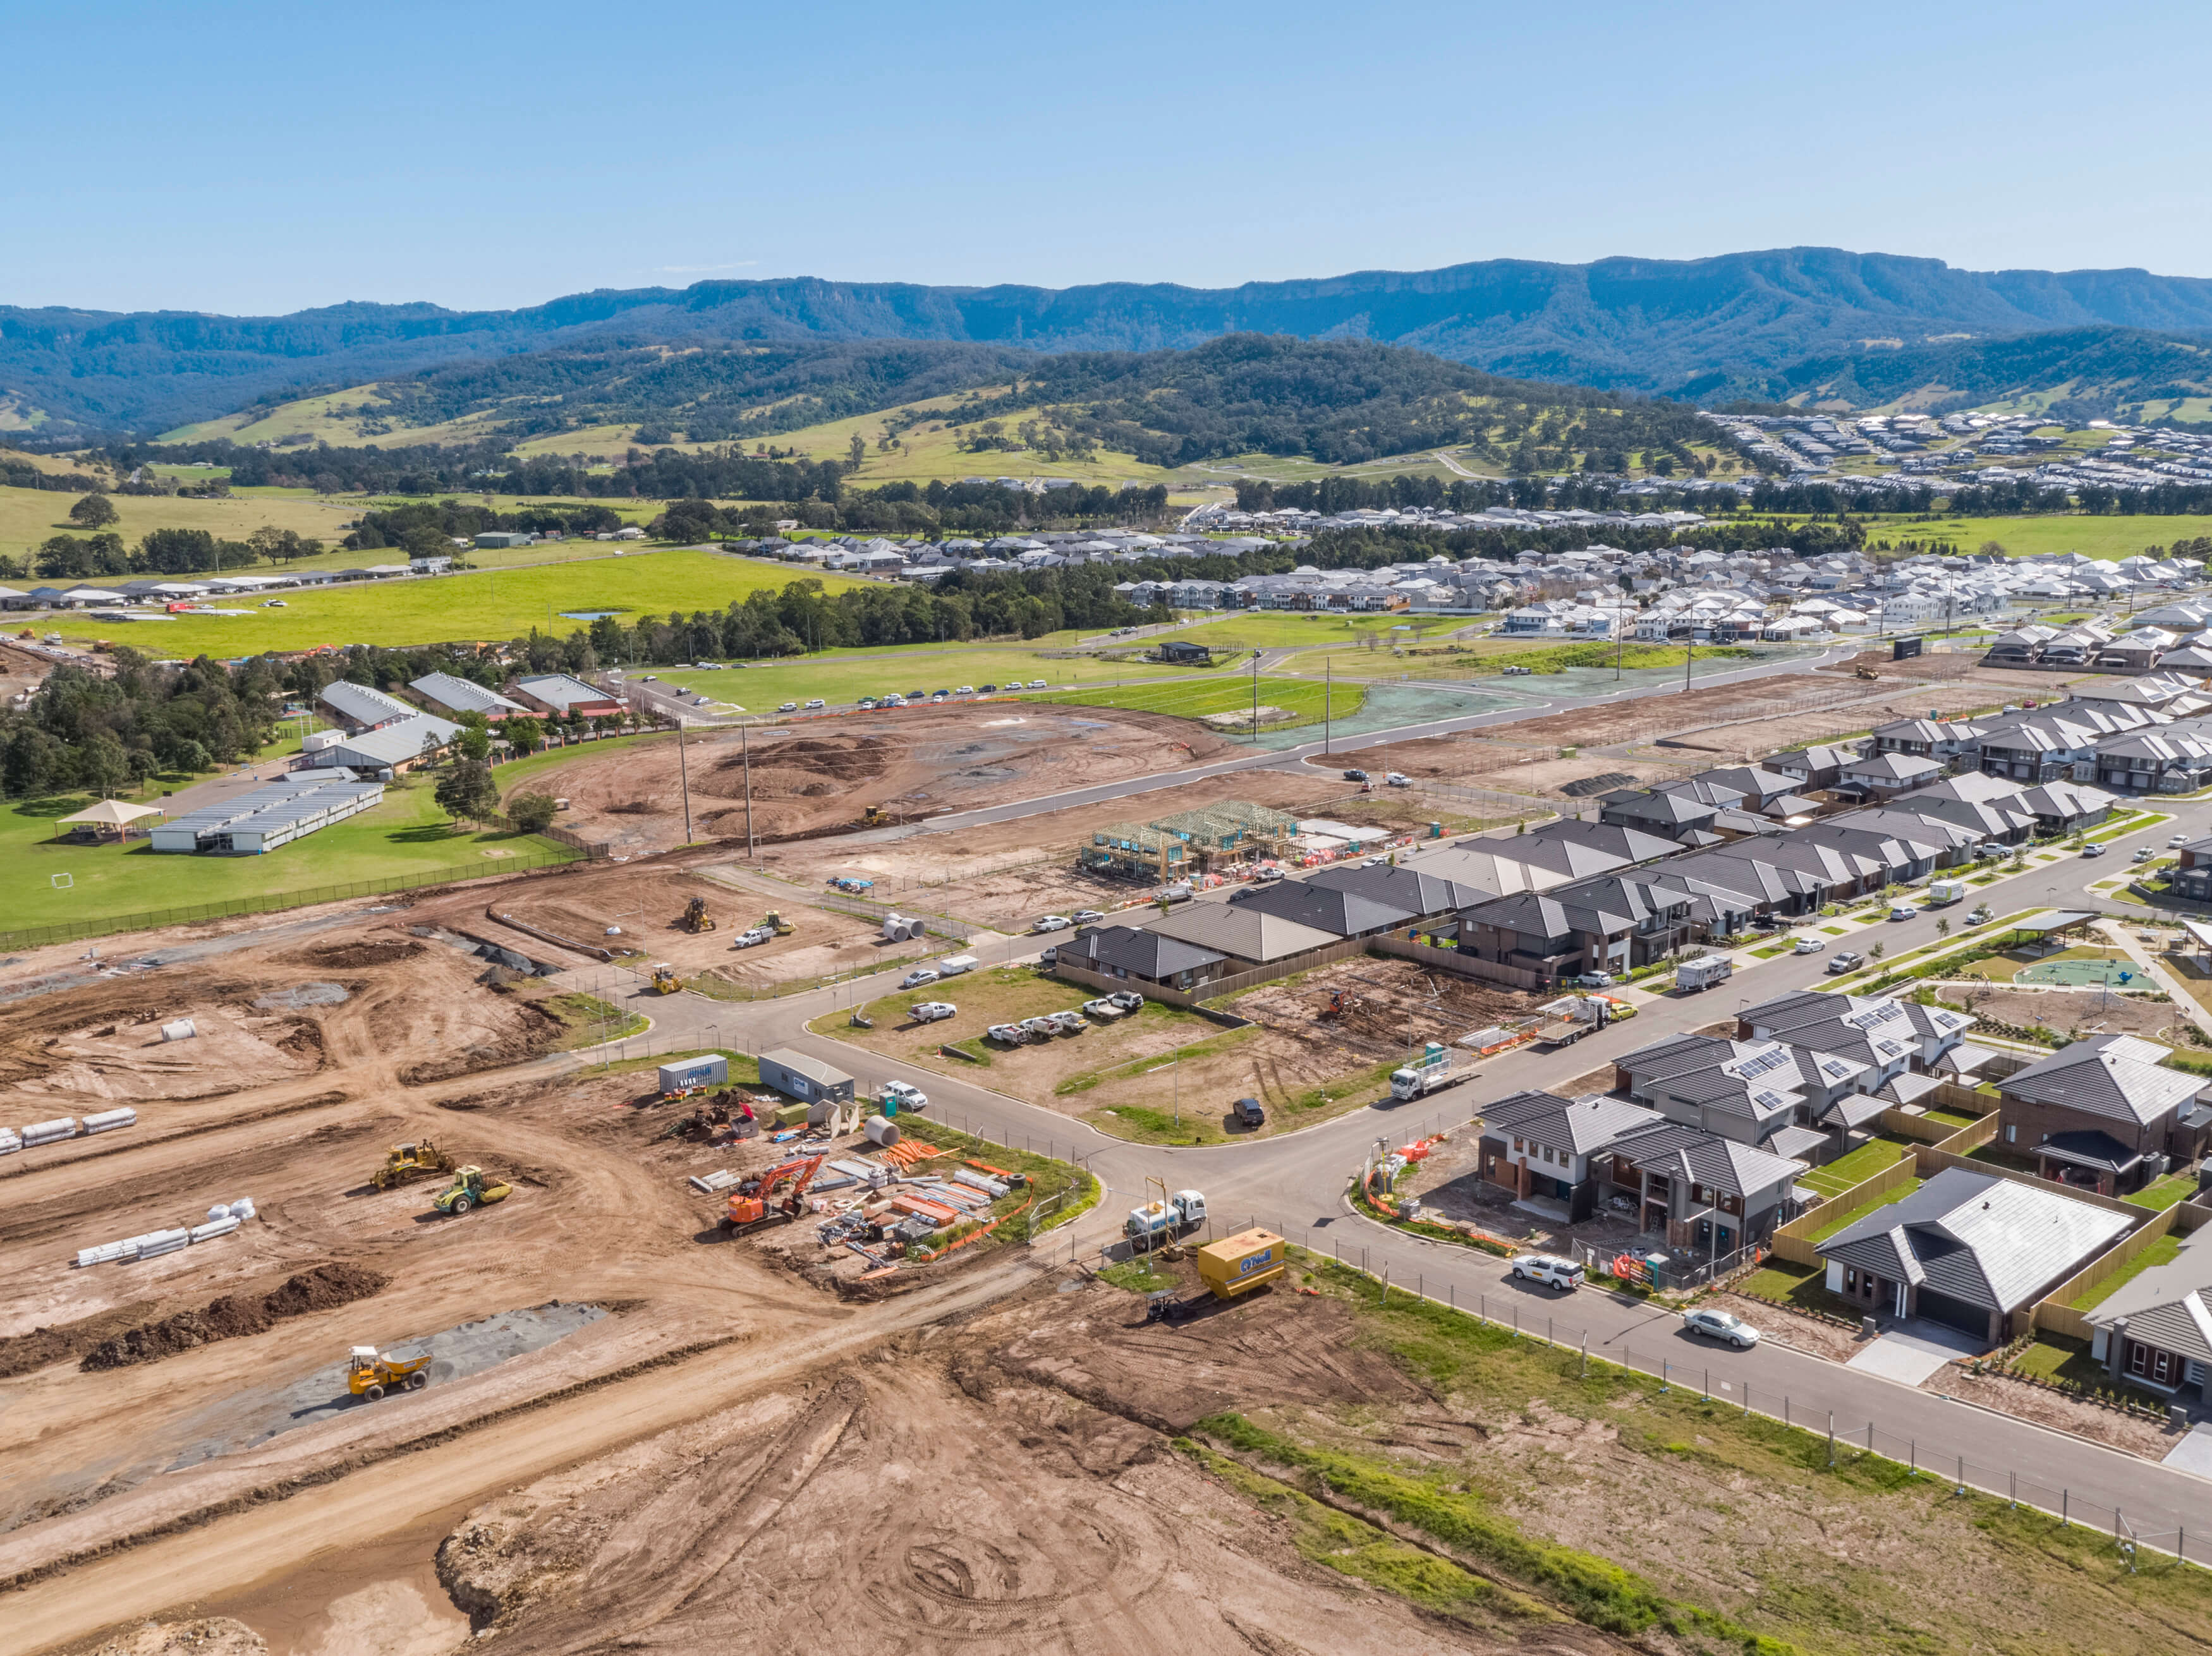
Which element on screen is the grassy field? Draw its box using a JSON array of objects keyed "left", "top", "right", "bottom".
[
  {"left": 1797, "top": 1137, "right": 1909, "bottom": 1200},
  {"left": 1804, "top": 1176, "right": 1923, "bottom": 1243},
  {"left": 624, "top": 646, "right": 1204, "bottom": 712},
  {"left": 1024, "top": 673, "right": 1366, "bottom": 729},
  {"left": 0, "top": 483, "right": 360, "bottom": 573},
  {"left": 1, "top": 773, "right": 576, "bottom": 936},
  {"left": 1846, "top": 512, "right": 2212, "bottom": 563},
  {"left": 48, "top": 548, "right": 870, "bottom": 657},
  {"left": 1141, "top": 613, "right": 1469, "bottom": 650}
]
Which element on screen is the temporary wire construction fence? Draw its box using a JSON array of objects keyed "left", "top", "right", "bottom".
[
  {"left": 0, "top": 843, "right": 587, "bottom": 954},
  {"left": 1033, "top": 1207, "right": 2212, "bottom": 1575}
]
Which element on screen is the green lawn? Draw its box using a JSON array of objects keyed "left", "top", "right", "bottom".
[
  {"left": 1139, "top": 613, "right": 1468, "bottom": 650},
  {"left": 0, "top": 774, "right": 576, "bottom": 942},
  {"left": 636, "top": 645, "right": 1200, "bottom": 713},
  {"left": 48, "top": 548, "right": 870, "bottom": 658},
  {"left": 1735, "top": 1259, "right": 1864, "bottom": 1321},
  {"left": 2010, "top": 1333, "right": 2100, "bottom": 1384},
  {"left": 2069, "top": 1233, "right": 2182, "bottom": 1309},
  {"left": 2125, "top": 1173, "right": 2198, "bottom": 1214},
  {"left": 1024, "top": 674, "right": 1366, "bottom": 730},
  {"left": 1804, "top": 1176, "right": 1923, "bottom": 1243},
  {"left": 1798, "top": 1138, "right": 1909, "bottom": 1200}
]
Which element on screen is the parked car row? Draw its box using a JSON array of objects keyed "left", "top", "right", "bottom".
[{"left": 773, "top": 682, "right": 1055, "bottom": 715}]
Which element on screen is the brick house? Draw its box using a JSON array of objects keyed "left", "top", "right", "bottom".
[{"left": 1993, "top": 1035, "right": 2212, "bottom": 1195}]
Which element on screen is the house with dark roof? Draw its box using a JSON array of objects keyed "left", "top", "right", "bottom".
[
  {"left": 1519, "top": 818, "right": 1683, "bottom": 867},
  {"left": 1143, "top": 904, "right": 1336, "bottom": 968},
  {"left": 2083, "top": 1225, "right": 2212, "bottom": 1401},
  {"left": 1837, "top": 749, "right": 1945, "bottom": 798},
  {"left": 1598, "top": 787, "right": 1726, "bottom": 842},
  {"left": 1303, "top": 864, "right": 1492, "bottom": 924},
  {"left": 1475, "top": 1091, "right": 1662, "bottom": 1220},
  {"left": 1993, "top": 1035, "right": 2212, "bottom": 1195},
  {"left": 1054, "top": 924, "right": 1227, "bottom": 994},
  {"left": 1606, "top": 1119, "right": 1812, "bottom": 1255},
  {"left": 1737, "top": 989, "right": 1974, "bottom": 1080},
  {"left": 1224, "top": 880, "right": 1415, "bottom": 940},
  {"left": 1767, "top": 742, "right": 1864, "bottom": 792},
  {"left": 1612, "top": 1030, "right": 1868, "bottom": 1157},
  {"left": 1817, "top": 1166, "right": 2132, "bottom": 1343},
  {"left": 1454, "top": 876, "right": 1694, "bottom": 985}
]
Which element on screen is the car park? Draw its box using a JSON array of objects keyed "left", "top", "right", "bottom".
[
  {"left": 1825, "top": 951, "right": 1863, "bottom": 974},
  {"left": 1033, "top": 914, "right": 1073, "bottom": 933},
  {"left": 1232, "top": 1096, "right": 1265, "bottom": 1128},
  {"left": 1509, "top": 1254, "right": 1584, "bottom": 1291},
  {"left": 908, "top": 1001, "right": 957, "bottom": 1024},
  {"left": 900, "top": 967, "right": 941, "bottom": 989},
  {"left": 1793, "top": 936, "right": 1824, "bottom": 954},
  {"left": 1681, "top": 1307, "right": 1760, "bottom": 1348}
]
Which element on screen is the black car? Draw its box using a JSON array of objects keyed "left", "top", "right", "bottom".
[
  {"left": 1342, "top": 768, "right": 1368, "bottom": 782},
  {"left": 979, "top": 682, "right": 998, "bottom": 693},
  {"left": 1232, "top": 1096, "right": 1265, "bottom": 1128}
]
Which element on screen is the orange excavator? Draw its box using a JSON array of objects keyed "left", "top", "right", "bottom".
[{"left": 721, "top": 1154, "right": 827, "bottom": 1234}]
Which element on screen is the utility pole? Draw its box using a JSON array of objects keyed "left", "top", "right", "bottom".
[
  {"left": 1250, "top": 650, "right": 1260, "bottom": 742},
  {"left": 675, "top": 716, "right": 693, "bottom": 846},
  {"left": 1323, "top": 658, "right": 1332, "bottom": 754},
  {"left": 741, "top": 722, "right": 755, "bottom": 860}
]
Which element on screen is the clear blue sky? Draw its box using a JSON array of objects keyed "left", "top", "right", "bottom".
[{"left": 8, "top": 0, "right": 2209, "bottom": 317}]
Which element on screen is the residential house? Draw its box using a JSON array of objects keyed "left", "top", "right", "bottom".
[
  {"left": 1303, "top": 864, "right": 1495, "bottom": 924},
  {"left": 1477, "top": 1091, "right": 1663, "bottom": 1221},
  {"left": 1767, "top": 742, "right": 1864, "bottom": 792},
  {"left": 1838, "top": 750, "right": 1944, "bottom": 797},
  {"left": 1993, "top": 1035, "right": 2212, "bottom": 1194},
  {"left": 1454, "top": 877, "right": 1694, "bottom": 984},
  {"left": 1817, "top": 1166, "right": 2131, "bottom": 1343},
  {"left": 1872, "top": 717, "right": 1984, "bottom": 763},
  {"left": 1737, "top": 989, "right": 1976, "bottom": 1080},
  {"left": 1054, "top": 924, "right": 1229, "bottom": 994},
  {"left": 1142, "top": 904, "right": 1338, "bottom": 971},
  {"left": 1606, "top": 1120, "right": 1813, "bottom": 1255},
  {"left": 1612, "top": 1030, "right": 1863, "bottom": 1158},
  {"left": 2083, "top": 1226, "right": 2212, "bottom": 1401},
  {"left": 1224, "top": 881, "right": 1417, "bottom": 940}
]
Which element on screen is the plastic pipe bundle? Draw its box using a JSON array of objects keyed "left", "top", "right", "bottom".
[
  {"left": 133, "top": 1228, "right": 191, "bottom": 1261},
  {"left": 954, "top": 1168, "right": 1011, "bottom": 1199},
  {"left": 22, "top": 1118, "right": 78, "bottom": 1147},
  {"left": 83, "top": 1108, "right": 137, "bottom": 1135},
  {"left": 688, "top": 1170, "right": 739, "bottom": 1194},
  {"left": 0, "top": 1129, "right": 20, "bottom": 1156},
  {"left": 161, "top": 1020, "right": 198, "bottom": 1042},
  {"left": 190, "top": 1216, "right": 240, "bottom": 1243}
]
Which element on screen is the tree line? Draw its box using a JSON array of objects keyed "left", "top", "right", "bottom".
[{"left": 0, "top": 651, "right": 283, "bottom": 799}]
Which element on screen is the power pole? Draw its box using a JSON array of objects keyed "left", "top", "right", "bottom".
[
  {"left": 741, "top": 722, "right": 756, "bottom": 860},
  {"left": 1250, "top": 650, "right": 1260, "bottom": 742},
  {"left": 1323, "top": 658, "right": 1332, "bottom": 754},
  {"left": 676, "top": 716, "right": 694, "bottom": 846}
]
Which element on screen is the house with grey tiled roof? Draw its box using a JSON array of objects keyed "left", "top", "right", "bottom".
[
  {"left": 1994, "top": 1035, "right": 2212, "bottom": 1196},
  {"left": 1817, "top": 1166, "right": 2132, "bottom": 1343},
  {"left": 1054, "top": 924, "right": 1227, "bottom": 994},
  {"left": 1605, "top": 1118, "right": 1812, "bottom": 1254},
  {"left": 2084, "top": 1225, "right": 2212, "bottom": 1401}
]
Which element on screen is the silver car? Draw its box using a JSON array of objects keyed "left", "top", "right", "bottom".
[{"left": 1681, "top": 1307, "right": 1761, "bottom": 1348}]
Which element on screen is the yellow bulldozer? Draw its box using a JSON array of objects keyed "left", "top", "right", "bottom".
[
  {"left": 348, "top": 1344, "right": 432, "bottom": 1401},
  {"left": 372, "top": 1140, "right": 453, "bottom": 1190},
  {"left": 652, "top": 962, "right": 682, "bottom": 994},
  {"left": 1853, "top": 665, "right": 1880, "bottom": 681},
  {"left": 681, "top": 895, "right": 715, "bottom": 933},
  {"left": 761, "top": 910, "right": 794, "bottom": 936}
]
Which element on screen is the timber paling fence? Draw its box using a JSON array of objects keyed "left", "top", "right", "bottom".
[
  {"left": 0, "top": 845, "right": 586, "bottom": 953},
  {"left": 1020, "top": 1197, "right": 2211, "bottom": 1574}
]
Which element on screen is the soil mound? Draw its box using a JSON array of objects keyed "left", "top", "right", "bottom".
[
  {"left": 92, "top": 1619, "right": 266, "bottom": 1656},
  {"left": 0, "top": 1301, "right": 158, "bottom": 1379},
  {"left": 702, "top": 734, "right": 892, "bottom": 801},
  {"left": 298, "top": 938, "right": 425, "bottom": 969},
  {"left": 80, "top": 1264, "right": 389, "bottom": 1372}
]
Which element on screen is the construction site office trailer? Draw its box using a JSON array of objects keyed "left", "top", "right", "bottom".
[
  {"left": 657, "top": 1055, "right": 729, "bottom": 1092},
  {"left": 758, "top": 1048, "right": 854, "bottom": 1105}
]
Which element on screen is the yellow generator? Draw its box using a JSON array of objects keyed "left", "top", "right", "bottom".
[
  {"left": 652, "top": 963, "right": 681, "bottom": 994},
  {"left": 1195, "top": 1228, "right": 1288, "bottom": 1301}
]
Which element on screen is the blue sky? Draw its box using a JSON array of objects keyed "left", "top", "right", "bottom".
[{"left": 8, "top": 0, "right": 2209, "bottom": 315}]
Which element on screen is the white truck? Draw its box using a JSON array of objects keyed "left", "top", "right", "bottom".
[
  {"left": 1390, "top": 1042, "right": 1473, "bottom": 1101},
  {"left": 1533, "top": 994, "right": 1613, "bottom": 1045},
  {"left": 1675, "top": 955, "right": 1732, "bottom": 992},
  {"left": 1924, "top": 879, "right": 1967, "bottom": 906},
  {"left": 1124, "top": 1188, "right": 1207, "bottom": 1245}
]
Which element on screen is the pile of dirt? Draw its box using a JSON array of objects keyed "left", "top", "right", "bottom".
[
  {"left": 79, "top": 1264, "right": 390, "bottom": 1372},
  {"left": 296, "top": 938, "right": 425, "bottom": 969},
  {"left": 0, "top": 1300, "right": 157, "bottom": 1379},
  {"left": 704, "top": 734, "right": 894, "bottom": 800},
  {"left": 92, "top": 1619, "right": 266, "bottom": 1656}
]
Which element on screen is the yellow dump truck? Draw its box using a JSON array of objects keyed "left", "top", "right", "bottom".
[{"left": 1195, "top": 1227, "right": 1287, "bottom": 1301}]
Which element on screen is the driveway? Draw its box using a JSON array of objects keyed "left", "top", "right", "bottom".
[{"left": 1845, "top": 1319, "right": 1987, "bottom": 1385}]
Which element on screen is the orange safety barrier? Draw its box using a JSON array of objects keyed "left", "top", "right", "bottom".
[{"left": 909, "top": 1192, "right": 1034, "bottom": 1263}]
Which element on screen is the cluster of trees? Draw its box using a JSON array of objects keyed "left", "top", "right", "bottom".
[
  {"left": 344, "top": 499, "right": 627, "bottom": 555},
  {"left": 0, "top": 454, "right": 105, "bottom": 493},
  {"left": 27, "top": 520, "right": 325, "bottom": 579},
  {"left": 0, "top": 651, "right": 282, "bottom": 799},
  {"left": 648, "top": 479, "right": 1172, "bottom": 541}
]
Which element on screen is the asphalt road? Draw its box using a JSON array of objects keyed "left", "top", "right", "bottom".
[{"left": 605, "top": 789, "right": 2212, "bottom": 1542}]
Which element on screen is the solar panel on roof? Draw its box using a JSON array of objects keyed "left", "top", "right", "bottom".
[
  {"left": 1820, "top": 1059, "right": 1854, "bottom": 1079},
  {"left": 1842, "top": 1006, "right": 1899, "bottom": 1030},
  {"left": 1752, "top": 1089, "right": 1789, "bottom": 1110},
  {"left": 1875, "top": 1039, "right": 1903, "bottom": 1057},
  {"left": 1730, "top": 1048, "right": 1790, "bottom": 1079}
]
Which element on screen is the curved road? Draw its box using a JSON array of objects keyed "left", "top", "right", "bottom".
[{"left": 605, "top": 777, "right": 2212, "bottom": 1545}]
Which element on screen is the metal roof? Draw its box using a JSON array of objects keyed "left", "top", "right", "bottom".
[
  {"left": 1059, "top": 924, "right": 1224, "bottom": 979},
  {"left": 410, "top": 671, "right": 527, "bottom": 716},
  {"left": 317, "top": 679, "right": 416, "bottom": 727},
  {"left": 1819, "top": 1166, "right": 2131, "bottom": 1314},
  {"left": 1481, "top": 1091, "right": 1661, "bottom": 1156}
]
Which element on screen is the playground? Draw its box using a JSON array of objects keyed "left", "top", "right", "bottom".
[{"left": 2015, "top": 956, "right": 2143, "bottom": 987}]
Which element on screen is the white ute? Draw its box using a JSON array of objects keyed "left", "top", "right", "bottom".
[
  {"left": 908, "top": 1001, "right": 957, "bottom": 1023},
  {"left": 1509, "top": 1254, "right": 1584, "bottom": 1291},
  {"left": 880, "top": 1080, "right": 929, "bottom": 1112}
]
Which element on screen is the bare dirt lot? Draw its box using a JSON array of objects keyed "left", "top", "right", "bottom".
[{"left": 527, "top": 707, "right": 1237, "bottom": 855}]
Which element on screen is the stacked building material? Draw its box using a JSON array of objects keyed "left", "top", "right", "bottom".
[
  {"left": 22, "top": 1117, "right": 79, "bottom": 1148},
  {"left": 953, "top": 1168, "right": 1011, "bottom": 1199},
  {"left": 82, "top": 1108, "right": 137, "bottom": 1135},
  {"left": 688, "top": 1169, "right": 740, "bottom": 1194},
  {"left": 74, "top": 1195, "right": 258, "bottom": 1267}
]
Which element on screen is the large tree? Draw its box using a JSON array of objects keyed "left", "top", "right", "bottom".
[{"left": 68, "top": 493, "right": 119, "bottom": 529}]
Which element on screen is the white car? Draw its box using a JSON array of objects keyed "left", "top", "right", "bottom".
[
  {"left": 881, "top": 1080, "right": 930, "bottom": 1111},
  {"left": 2134, "top": 847, "right": 2154, "bottom": 862},
  {"left": 1681, "top": 1307, "right": 1761, "bottom": 1348},
  {"left": 1071, "top": 909, "right": 1105, "bottom": 924},
  {"left": 901, "top": 967, "right": 941, "bottom": 989},
  {"left": 1509, "top": 1254, "right": 1584, "bottom": 1291},
  {"left": 803, "top": 698, "right": 825, "bottom": 710},
  {"left": 987, "top": 1022, "right": 1030, "bottom": 1044},
  {"left": 263, "top": 599, "right": 287, "bottom": 607},
  {"left": 1028, "top": 678, "right": 1048, "bottom": 689},
  {"left": 1385, "top": 771, "right": 1411, "bottom": 787},
  {"left": 2172, "top": 833, "right": 2192, "bottom": 847},
  {"left": 1033, "top": 914, "right": 1073, "bottom": 933},
  {"left": 1049, "top": 1010, "right": 1088, "bottom": 1034},
  {"left": 778, "top": 701, "right": 798, "bottom": 712},
  {"left": 956, "top": 685, "right": 976, "bottom": 696},
  {"left": 1793, "top": 936, "right": 1824, "bottom": 954},
  {"left": 909, "top": 1001, "right": 957, "bottom": 1024}
]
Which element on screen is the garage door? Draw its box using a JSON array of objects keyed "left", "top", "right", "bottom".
[{"left": 1915, "top": 1288, "right": 1990, "bottom": 1340}]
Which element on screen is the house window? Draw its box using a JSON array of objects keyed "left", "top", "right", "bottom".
[
  {"left": 2129, "top": 1342, "right": 2180, "bottom": 1387},
  {"left": 1512, "top": 1137, "right": 1522, "bottom": 1152},
  {"left": 2005, "top": 1125, "right": 2017, "bottom": 1144}
]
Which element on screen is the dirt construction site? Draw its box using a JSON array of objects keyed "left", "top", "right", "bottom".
[{"left": 526, "top": 706, "right": 1237, "bottom": 856}]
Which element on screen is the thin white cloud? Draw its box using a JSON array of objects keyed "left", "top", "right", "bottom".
[{"left": 650, "top": 260, "right": 760, "bottom": 275}]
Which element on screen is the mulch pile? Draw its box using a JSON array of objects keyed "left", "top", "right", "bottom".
[{"left": 78, "top": 1262, "right": 390, "bottom": 1372}]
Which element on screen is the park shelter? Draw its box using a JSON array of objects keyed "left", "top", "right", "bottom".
[{"left": 56, "top": 798, "right": 164, "bottom": 843}]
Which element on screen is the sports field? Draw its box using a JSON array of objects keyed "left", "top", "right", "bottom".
[
  {"left": 49, "top": 549, "right": 871, "bottom": 657},
  {"left": 636, "top": 646, "right": 1206, "bottom": 712},
  {"left": 0, "top": 775, "right": 577, "bottom": 937},
  {"left": 1836, "top": 512, "right": 2212, "bottom": 564},
  {"left": 1024, "top": 674, "right": 1366, "bottom": 729}
]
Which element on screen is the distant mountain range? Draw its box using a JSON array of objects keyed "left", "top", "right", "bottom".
[{"left": 9, "top": 246, "right": 2212, "bottom": 435}]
